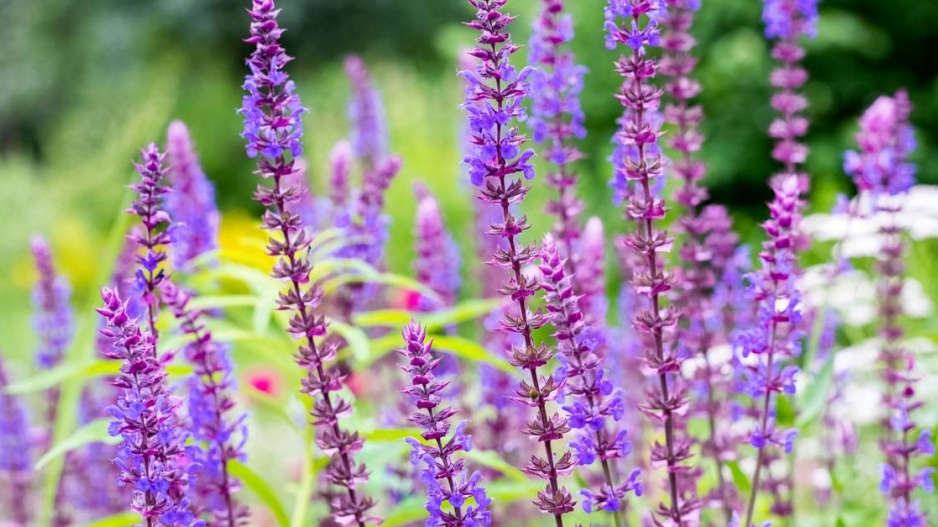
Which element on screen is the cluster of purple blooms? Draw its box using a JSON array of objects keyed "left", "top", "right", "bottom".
[{"left": 3, "top": 1, "right": 936, "bottom": 527}]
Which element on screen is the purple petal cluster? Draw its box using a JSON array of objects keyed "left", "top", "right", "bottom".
[
  {"left": 0, "top": 356, "right": 33, "bottom": 525},
  {"left": 529, "top": 0, "right": 588, "bottom": 290},
  {"left": 738, "top": 175, "right": 806, "bottom": 527},
  {"left": 97, "top": 287, "right": 199, "bottom": 526},
  {"left": 764, "top": 0, "right": 816, "bottom": 192},
  {"left": 577, "top": 217, "right": 608, "bottom": 326},
  {"left": 539, "top": 235, "right": 641, "bottom": 521},
  {"left": 239, "top": 2, "right": 378, "bottom": 524},
  {"left": 129, "top": 144, "right": 172, "bottom": 344},
  {"left": 462, "top": 0, "right": 577, "bottom": 521},
  {"left": 844, "top": 91, "right": 932, "bottom": 526},
  {"left": 31, "top": 235, "right": 74, "bottom": 433},
  {"left": 606, "top": 1, "right": 703, "bottom": 523},
  {"left": 161, "top": 282, "right": 248, "bottom": 526},
  {"left": 399, "top": 322, "right": 492, "bottom": 526},
  {"left": 413, "top": 186, "right": 462, "bottom": 309},
  {"left": 345, "top": 55, "right": 389, "bottom": 168},
  {"left": 165, "top": 121, "right": 220, "bottom": 270}
]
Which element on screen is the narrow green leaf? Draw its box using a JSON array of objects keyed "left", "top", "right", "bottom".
[
  {"left": 187, "top": 294, "right": 259, "bottom": 310},
  {"left": 229, "top": 460, "right": 290, "bottom": 527},
  {"left": 364, "top": 427, "right": 421, "bottom": 442},
  {"left": 328, "top": 320, "right": 372, "bottom": 362},
  {"left": 796, "top": 350, "right": 836, "bottom": 428},
  {"left": 726, "top": 460, "right": 751, "bottom": 496},
  {"left": 83, "top": 512, "right": 139, "bottom": 527},
  {"left": 430, "top": 336, "right": 516, "bottom": 376},
  {"left": 3, "top": 361, "right": 103, "bottom": 395},
  {"left": 836, "top": 517, "right": 847, "bottom": 527},
  {"left": 34, "top": 418, "right": 119, "bottom": 471},
  {"left": 462, "top": 449, "right": 528, "bottom": 481},
  {"left": 321, "top": 271, "right": 441, "bottom": 303},
  {"left": 353, "top": 299, "right": 504, "bottom": 331}
]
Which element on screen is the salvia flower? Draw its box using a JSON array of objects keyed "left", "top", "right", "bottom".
[
  {"left": 539, "top": 235, "right": 641, "bottom": 523},
  {"left": 161, "top": 282, "right": 249, "bottom": 526},
  {"left": 165, "top": 121, "right": 220, "bottom": 270},
  {"left": 31, "top": 235, "right": 74, "bottom": 431},
  {"left": 345, "top": 55, "right": 389, "bottom": 168},
  {"left": 529, "top": 0, "right": 588, "bottom": 290},
  {"left": 738, "top": 175, "right": 806, "bottom": 527},
  {"left": 239, "top": 2, "right": 378, "bottom": 524},
  {"left": 97, "top": 287, "right": 199, "bottom": 526},
  {"left": 413, "top": 185, "right": 462, "bottom": 309},
  {"left": 606, "top": 1, "right": 703, "bottom": 523},
  {"left": 0, "top": 355, "right": 33, "bottom": 525},
  {"left": 763, "top": 0, "right": 817, "bottom": 192},
  {"left": 399, "top": 322, "right": 492, "bottom": 526},
  {"left": 844, "top": 91, "right": 932, "bottom": 526},
  {"left": 128, "top": 144, "right": 172, "bottom": 344},
  {"left": 462, "top": 0, "right": 576, "bottom": 521},
  {"left": 578, "top": 217, "right": 608, "bottom": 326}
]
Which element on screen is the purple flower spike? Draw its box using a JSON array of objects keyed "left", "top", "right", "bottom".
[
  {"left": 413, "top": 185, "right": 462, "bottom": 309},
  {"left": 128, "top": 144, "right": 172, "bottom": 346},
  {"left": 165, "top": 121, "right": 220, "bottom": 270},
  {"left": 96, "top": 287, "right": 200, "bottom": 526},
  {"left": 345, "top": 55, "right": 389, "bottom": 168},
  {"left": 462, "top": 0, "right": 576, "bottom": 521},
  {"left": 0, "top": 356, "right": 33, "bottom": 525},
  {"left": 330, "top": 140, "right": 354, "bottom": 209},
  {"left": 239, "top": 2, "right": 378, "bottom": 524},
  {"left": 578, "top": 217, "right": 608, "bottom": 326},
  {"left": 539, "top": 235, "right": 641, "bottom": 524},
  {"left": 763, "top": 0, "right": 817, "bottom": 193},
  {"left": 161, "top": 282, "right": 249, "bottom": 526},
  {"left": 606, "top": 1, "right": 702, "bottom": 523},
  {"left": 529, "top": 0, "right": 588, "bottom": 295},
  {"left": 739, "top": 175, "right": 806, "bottom": 527},
  {"left": 399, "top": 322, "right": 492, "bottom": 526},
  {"left": 31, "top": 235, "right": 75, "bottom": 431},
  {"left": 845, "top": 91, "right": 931, "bottom": 525}
]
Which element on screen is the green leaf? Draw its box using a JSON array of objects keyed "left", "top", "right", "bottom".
[
  {"left": 353, "top": 298, "right": 504, "bottom": 331},
  {"left": 34, "top": 418, "right": 119, "bottom": 471},
  {"left": 229, "top": 460, "right": 290, "bottom": 527},
  {"left": 328, "top": 319, "right": 372, "bottom": 362},
  {"left": 243, "top": 387, "right": 300, "bottom": 431},
  {"left": 364, "top": 427, "right": 421, "bottom": 442},
  {"left": 462, "top": 449, "right": 527, "bottom": 481},
  {"left": 83, "top": 512, "right": 139, "bottom": 527},
  {"left": 726, "top": 460, "right": 751, "bottom": 496},
  {"left": 796, "top": 349, "right": 835, "bottom": 428},
  {"left": 321, "top": 270, "right": 441, "bottom": 303},
  {"left": 429, "top": 336, "right": 516, "bottom": 376},
  {"left": 836, "top": 517, "right": 847, "bottom": 527},
  {"left": 187, "top": 294, "right": 259, "bottom": 310},
  {"left": 5, "top": 360, "right": 193, "bottom": 396}
]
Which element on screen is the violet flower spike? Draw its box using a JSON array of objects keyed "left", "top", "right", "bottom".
[
  {"left": 578, "top": 217, "right": 609, "bottom": 326},
  {"left": 128, "top": 144, "right": 172, "bottom": 348},
  {"left": 96, "top": 287, "right": 200, "bottom": 527},
  {"left": 239, "top": 2, "right": 378, "bottom": 524},
  {"left": 606, "top": 1, "right": 703, "bottom": 523},
  {"left": 738, "top": 175, "right": 805, "bottom": 527},
  {"left": 345, "top": 55, "right": 389, "bottom": 169},
  {"left": 165, "top": 121, "right": 220, "bottom": 270},
  {"left": 462, "top": 0, "right": 576, "bottom": 522},
  {"left": 161, "top": 282, "right": 249, "bottom": 526},
  {"left": 0, "top": 355, "right": 33, "bottom": 525},
  {"left": 414, "top": 185, "right": 462, "bottom": 309},
  {"left": 399, "top": 322, "right": 492, "bottom": 526},
  {"left": 539, "top": 235, "right": 642, "bottom": 525},
  {"left": 843, "top": 91, "right": 931, "bottom": 527},
  {"left": 529, "top": 0, "right": 588, "bottom": 302},
  {"left": 31, "top": 235, "right": 75, "bottom": 431}
]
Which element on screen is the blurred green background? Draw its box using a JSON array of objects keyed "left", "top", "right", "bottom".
[{"left": 1, "top": 0, "right": 937, "bottom": 362}]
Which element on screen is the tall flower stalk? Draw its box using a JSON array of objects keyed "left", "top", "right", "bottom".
[
  {"left": 165, "top": 121, "right": 221, "bottom": 270},
  {"left": 399, "top": 322, "right": 492, "bottom": 525},
  {"left": 738, "top": 176, "right": 805, "bottom": 527},
  {"left": 462, "top": 0, "right": 575, "bottom": 523},
  {"left": 0, "top": 355, "right": 33, "bottom": 525},
  {"left": 843, "top": 91, "right": 933, "bottom": 527},
  {"left": 161, "top": 282, "right": 248, "bottom": 526},
  {"left": 529, "top": 0, "right": 588, "bottom": 305},
  {"left": 129, "top": 144, "right": 172, "bottom": 347},
  {"left": 540, "top": 235, "right": 641, "bottom": 525},
  {"left": 606, "top": 1, "right": 701, "bottom": 523},
  {"left": 413, "top": 185, "right": 462, "bottom": 310},
  {"left": 97, "top": 288, "right": 198, "bottom": 526},
  {"left": 31, "top": 236, "right": 74, "bottom": 431},
  {"left": 239, "top": 1, "right": 378, "bottom": 524}
]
